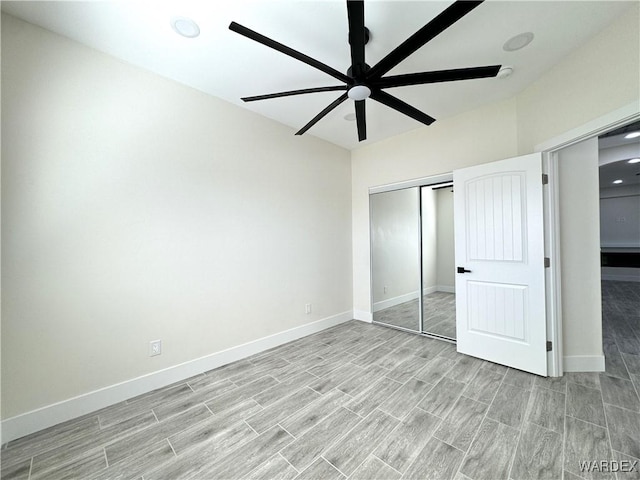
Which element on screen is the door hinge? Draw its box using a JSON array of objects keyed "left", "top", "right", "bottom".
[
  {"left": 546, "top": 341, "right": 553, "bottom": 352},
  {"left": 542, "top": 173, "right": 549, "bottom": 185},
  {"left": 544, "top": 257, "right": 550, "bottom": 268}
]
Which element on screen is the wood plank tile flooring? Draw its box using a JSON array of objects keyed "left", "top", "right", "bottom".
[
  {"left": 2, "top": 281, "right": 639, "bottom": 480},
  {"left": 372, "top": 292, "right": 456, "bottom": 340}
]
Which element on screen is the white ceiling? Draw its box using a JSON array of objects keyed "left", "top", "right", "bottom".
[
  {"left": 599, "top": 129, "right": 640, "bottom": 189},
  {"left": 599, "top": 156, "right": 640, "bottom": 189},
  {"left": 2, "top": 1, "right": 634, "bottom": 150}
]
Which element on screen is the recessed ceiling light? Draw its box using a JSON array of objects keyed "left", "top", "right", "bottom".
[
  {"left": 613, "top": 179, "right": 623, "bottom": 184},
  {"left": 503, "top": 32, "right": 534, "bottom": 52},
  {"left": 624, "top": 131, "right": 640, "bottom": 139},
  {"left": 628, "top": 158, "right": 640, "bottom": 164},
  {"left": 344, "top": 113, "right": 356, "bottom": 121},
  {"left": 171, "top": 16, "right": 200, "bottom": 38}
]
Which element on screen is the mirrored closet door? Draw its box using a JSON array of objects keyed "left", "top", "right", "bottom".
[
  {"left": 420, "top": 184, "right": 456, "bottom": 339},
  {"left": 370, "top": 182, "right": 456, "bottom": 340},
  {"left": 370, "top": 187, "right": 421, "bottom": 332}
]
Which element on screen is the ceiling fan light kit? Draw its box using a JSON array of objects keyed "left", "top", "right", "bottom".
[
  {"left": 229, "top": 0, "right": 502, "bottom": 142},
  {"left": 348, "top": 85, "right": 372, "bottom": 101}
]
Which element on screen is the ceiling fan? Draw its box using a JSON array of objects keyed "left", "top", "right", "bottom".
[{"left": 229, "top": 0, "right": 500, "bottom": 142}]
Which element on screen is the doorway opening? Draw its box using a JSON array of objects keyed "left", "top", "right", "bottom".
[
  {"left": 598, "top": 120, "right": 640, "bottom": 378},
  {"left": 534, "top": 102, "right": 640, "bottom": 377}
]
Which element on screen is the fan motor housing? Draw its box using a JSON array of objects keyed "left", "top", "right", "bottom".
[
  {"left": 349, "top": 26, "right": 371, "bottom": 46},
  {"left": 347, "top": 63, "right": 371, "bottom": 79}
]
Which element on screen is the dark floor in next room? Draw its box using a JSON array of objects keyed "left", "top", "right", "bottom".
[{"left": 1, "top": 281, "right": 639, "bottom": 480}]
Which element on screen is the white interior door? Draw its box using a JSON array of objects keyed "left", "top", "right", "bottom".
[{"left": 454, "top": 152, "right": 547, "bottom": 376}]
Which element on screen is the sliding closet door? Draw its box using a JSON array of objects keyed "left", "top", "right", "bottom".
[
  {"left": 370, "top": 188, "right": 421, "bottom": 332},
  {"left": 421, "top": 185, "right": 456, "bottom": 340}
]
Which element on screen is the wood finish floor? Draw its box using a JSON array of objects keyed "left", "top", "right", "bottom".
[
  {"left": 373, "top": 292, "right": 456, "bottom": 339},
  {"left": 1, "top": 281, "right": 639, "bottom": 480}
]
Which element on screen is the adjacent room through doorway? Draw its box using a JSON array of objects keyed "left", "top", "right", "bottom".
[{"left": 598, "top": 121, "right": 640, "bottom": 378}]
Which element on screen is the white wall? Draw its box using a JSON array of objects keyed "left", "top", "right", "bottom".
[
  {"left": 1, "top": 14, "right": 352, "bottom": 421},
  {"left": 600, "top": 195, "right": 640, "bottom": 248},
  {"left": 557, "top": 138, "right": 604, "bottom": 363},
  {"left": 600, "top": 184, "right": 640, "bottom": 282},
  {"left": 516, "top": 3, "right": 640, "bottom": 154},
  {"left": 599, "top": 183, "right": 640, "bottom": 248},
  {"left": 435, "top": 188, "right": 455, "bottom": 289}
]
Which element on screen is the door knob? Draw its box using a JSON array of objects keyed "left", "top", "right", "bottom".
[{"left": 457, "top": 267, "right": 472, "bottom": 273}]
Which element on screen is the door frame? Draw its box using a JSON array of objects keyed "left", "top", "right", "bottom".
[
  {"left": 536, "top": 101, "right": 640, "bottom": 377},
  {"left": 542, "top": 152, "right": 562, "bottom": 376}
]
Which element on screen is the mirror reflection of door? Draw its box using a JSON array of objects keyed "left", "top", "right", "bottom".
[
  {"left": 370, "top": 183, "right": 456, "bottom": 339},
  {"left": 421, "top": 184, "right": 456, "bottom": 339},
  {"left": 370, "top": 187, "right": 421, "bottom": 332}
]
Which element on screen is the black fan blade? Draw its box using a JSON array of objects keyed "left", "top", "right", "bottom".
[
  {"left": 371, "top": 90, "right": 435, "bottom": 126},
  {"left": 355, "top": 100, "right": 366, "bottom": 141},
  {"left": 374, "top": 65, "right": 501, "bottom": 89},
  {"left": 296, "top": 93, "right": 349, "bottom": 135},
  {"left": 347, "top": 0, "right": 366, "bottom": 80},
  {"left": 229, "top": 22, "right": 350, "bottom": 84},
  {"left": 368, "top": 1, "right": 483, "bottom": 80},
  {"left": 242, "top": 85, "right": 347, "bottom": 102}
]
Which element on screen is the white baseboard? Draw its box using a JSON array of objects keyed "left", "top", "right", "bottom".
[
  {"left": 422, "top": 286, "right": 437, "bottom": 296},
  {"left": 373, "top": 290, "right": 419, "bottom": 312},
  {"left": 436, "top": 285, "right": 455, "bottom": 293},
  {"left": 563, "top": 354, "right": 605, "bottom": 372},
  {"left": 1, "top": 311, "right": 353, "bottom": 444},
  {"left": 353, "top": 310, "right": 372, "bottom": 322}
]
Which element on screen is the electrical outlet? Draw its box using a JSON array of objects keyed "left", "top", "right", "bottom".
[
  {"left": 149, "top": 340, "right": 162, "bottom": 357},
  {"left": 305, "top": 303, "right": 312, "bottom": 314},
  {"left": 384, "top": 286, "right": 388, "bottom": 294}
]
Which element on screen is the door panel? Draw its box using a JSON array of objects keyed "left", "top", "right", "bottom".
[
  {"left": 468, "top": 281, "right": 526, "bottom": 341},
  {"left": 370, "top": 188, "right": 421, "bottom": 332},
  {"left": 466, "top": 174, "right": 525, "bottom": 262},
  {"left": 454, "top": 152, "right": 546, "bottom": 376}
]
